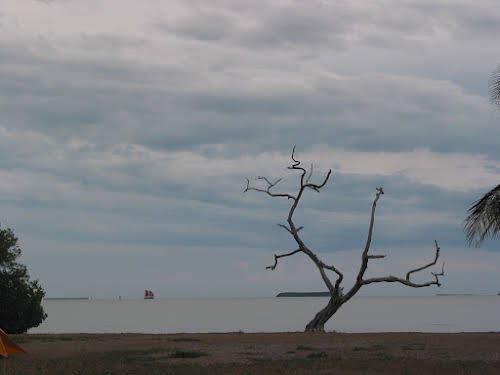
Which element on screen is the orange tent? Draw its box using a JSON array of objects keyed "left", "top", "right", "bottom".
[{"left": 0, "top": 328, "right": 25, "bottom": 358}]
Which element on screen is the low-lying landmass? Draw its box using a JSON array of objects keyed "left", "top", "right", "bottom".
[
  {"left": 6, "top": 332, "right": 500, "bottom": 374},
  {"left": 276, "top": 292, "right": 331, "bottom": 297},
  {"left": 44, "top": 297, "right": 90, "bottom": 300}
]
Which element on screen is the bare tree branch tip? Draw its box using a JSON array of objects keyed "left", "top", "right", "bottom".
[
  {"left": 367, "top": 254, "right": 387, "bottom": 259},
  {"left": 266, "top": 249, "right": 302, "bottom": 271},
  {"left": 306, "top": 163, "right": 314, "bottom": 184},
  {"left": 277, "top": 223, "right": 292, "bottom": 234}
]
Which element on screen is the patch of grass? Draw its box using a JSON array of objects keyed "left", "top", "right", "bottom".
[
  {"left": 377, "top": 352, "right": 393, "bottom": 361},
  {"left": 172, "top": 337, "right": 201, "bottom": 342},
  {"left": 402, "top": 344, "right": 426, "bottom": 351},
  {"left": 353, "top": 344, "right": 385, "bottom": 352},
  {"left": 169, "top": 349, "right": 208, "bottom": 359},
  {"left": 352, "top": 346, "right": 367, "bottom": 351},
  {"left": 376, "top": 352, "right": 393, "bottom": 360},
  {"left": 296, "top": 345, "right": 316, "bottom": 351},
  {"left": 306, "top": 351, "right": 328, "bottom": 359},
  {"left": 251, "top": 357, "right": 273, "bottom": 363},
  {"left": 99, "top": 347, "right": 168, "bottom": 361}
]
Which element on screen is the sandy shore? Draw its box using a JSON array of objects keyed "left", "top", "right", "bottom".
[{"left": 6, "top": 331, "right": 500, "bottom": 374}]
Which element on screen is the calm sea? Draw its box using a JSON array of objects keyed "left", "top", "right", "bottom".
[{"left": 29, "top": 296, "right": 500, "bottom": 334}]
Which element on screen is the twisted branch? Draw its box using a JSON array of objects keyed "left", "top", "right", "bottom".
[
  {"left": 266, "top": 249, "right": 302, "bottom": 270},
  {"left": 244, "top": 177, "right": 296, "bottom": 200},
  {"left": 362, "top": 241, "right": 444, "bottom": 288},
  {"left": 406, "top": 240, "right": 441, "bottom": 281},
  {"left": 355, "top": 187, "right": 384, "bottom": 284},
  {"left": 277, "top": 223, "right": 303, "bottom": 234}
]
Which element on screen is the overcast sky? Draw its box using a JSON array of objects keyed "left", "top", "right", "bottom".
[{"left": 1, "top": 0, "right": 500, "bottom": 298}]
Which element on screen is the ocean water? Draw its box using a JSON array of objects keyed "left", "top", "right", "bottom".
[{"left": 29, "top": 296, "right": 500, "bottom": 334}]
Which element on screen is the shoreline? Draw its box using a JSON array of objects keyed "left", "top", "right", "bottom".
[{"left": 8, "top": 331, "right": 500, "bottom": 374}]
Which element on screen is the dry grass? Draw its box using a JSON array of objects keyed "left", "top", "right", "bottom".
[{"left": 4, "top": 332, "right": 500, "bottom": 374}]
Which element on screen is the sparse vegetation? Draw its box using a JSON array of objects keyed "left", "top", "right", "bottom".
[
  {"left": 170, "top": 349, "right": 208, "bottom": 358},
  {"left": 402, "top": 343, "right": 426, "bottom": 351},
  {"left": 6, "top": 332, "right": 500, "bottom": 375},
  {"left": 172, "top": 337, "right": 201, "bottom": 342},
  {"left": 353, "top": 344, "right": 385, "bottom": 352},
  {"left": 296, "top": 345, "right": 316, "bottom": 351},
  {"left": 306, "top": 351, "right": 328, "bottom": 359},
  {"left": 14, "top": 335, "right": 90, "bottom": 343}
]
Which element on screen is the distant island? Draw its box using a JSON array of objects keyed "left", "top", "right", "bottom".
[
  {"left": 45, "top": 297, "right": 90, "bottom": 300},
  {"left": 276, "top": 292, "right": 330, "bottom": 297}
]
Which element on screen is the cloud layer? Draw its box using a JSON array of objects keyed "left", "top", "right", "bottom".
[{"left": 1, "top": 0, "right": 499, "bottom": 298}]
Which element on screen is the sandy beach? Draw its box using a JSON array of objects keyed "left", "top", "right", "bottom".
[{"left": 4, "top": 331, "right": 500, "bottom": 374}]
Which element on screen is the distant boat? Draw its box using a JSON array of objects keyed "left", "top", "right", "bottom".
[{"left": 144, "top": 290, "right": 154, "bottom": 299}]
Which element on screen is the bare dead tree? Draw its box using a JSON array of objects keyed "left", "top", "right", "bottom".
[{"left": 244, "top": 147, "right": 445, "bottom": 332}]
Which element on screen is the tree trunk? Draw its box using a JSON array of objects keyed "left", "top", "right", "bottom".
[{"left": 304, "top": 297, "right": 344, "bottom": 332}]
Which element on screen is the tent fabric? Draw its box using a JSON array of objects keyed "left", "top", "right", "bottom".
[{"left": 0, "top": 328, "right": 26, "bottom": 357}]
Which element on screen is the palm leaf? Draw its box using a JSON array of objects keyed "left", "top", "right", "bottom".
[
  {"left": 489, "top": 65, "right": 500, "bottom": 106},
  {"left": 464, "top": 184, "right": 500, "bottom": 246}
]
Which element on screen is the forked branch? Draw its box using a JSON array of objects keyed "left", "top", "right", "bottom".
[
  {"left": 362, "top": 241, "right": 445, "bottom": 288},
  {"left": 266, "top": 249, "right": 302, "bottom": 270},
  {"left": 286, "top": 146, "right": 332, "bottom": 192},
  {"left": 355, "top": 187, "right": 384, "bottom": 284},
  {"left": 277, "top": 223, "right": 303, "bottom": 234},
  {"left": 406, "top": 240, "right": 441, "bottom": 281},
  {"left": 244, "top": 177, "right": 296, "bottom": 200}
]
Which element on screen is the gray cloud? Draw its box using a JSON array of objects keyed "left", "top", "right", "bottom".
[
  {"left": 0, "top": 0, "right": 499, "bottom": 298},
  {"left": 155, "top": 0, "right": 500, "bottom": 51}
]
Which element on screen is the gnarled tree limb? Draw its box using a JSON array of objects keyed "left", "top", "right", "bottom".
[
  {"left": 406, "top": 240, "right": 441, "bottom": 281},
  {"left": 266, "top": 249, "right": 302, "bottom": 270},
  {"left": 362, "top": 241, "right": 444, "bottom": 287},
  {"left": 355, "top": 187, "right": 384, "bottom": 284},
  {"left": 244, "top": 177, "right": 296, "bottom": 200},
  {"left": 277, "top": 223, "right": 303, "bottom": 234}
]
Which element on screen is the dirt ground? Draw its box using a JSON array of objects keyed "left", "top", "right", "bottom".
[{"left": 4, "top": 332, "right": 500, "bottom": 374}]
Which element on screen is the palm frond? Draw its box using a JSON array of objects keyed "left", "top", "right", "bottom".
[
  {"left": 464, "top": 184, "right": 500, "bottom": 246},
  {"left": 489, "top": 65, "right": 500, "bottom": 106}
]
